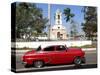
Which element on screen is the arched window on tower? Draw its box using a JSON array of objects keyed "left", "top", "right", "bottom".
[
  {"left": 58, "top": 14, "right": 60, "bottom": 19},
  {"left": 58, "top": 21, "right": 60, "bottom": 24}
]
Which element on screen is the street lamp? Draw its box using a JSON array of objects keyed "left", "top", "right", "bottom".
[
  {"left": 48, "top": 4, "right": 51, "bottom": 40},
  {"left": 27, "top": 27, "right": 31, "bottom": 39}
]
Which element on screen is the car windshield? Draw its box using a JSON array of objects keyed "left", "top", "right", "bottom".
[{"left": 36, "top": 45, "right": 41, "bottom": 51}]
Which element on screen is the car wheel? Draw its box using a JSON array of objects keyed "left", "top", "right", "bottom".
[
  {"left": 74, "top": 57, "right": 82, "bottom": 66},
  {"left": 34, "top": 61, "right": 44, "bottom": 68},
  {"left": 25, "top": 64, "right": 31, "bottom": 68}
]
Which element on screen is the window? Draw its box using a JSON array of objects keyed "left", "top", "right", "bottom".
[
  {"left": 43, "top": 46, "right": 55, "bottom": 51},
  {"left": 36, "top": 45, "right": 41, "bottom": 51},
  {"left": 58, "top": 21, "right": 60, "bottom": 24},
  {"left": 56, "top": 45, "right": 66, "bottom": 51},
  {"left": 58, "top": 15, "right": 60, "bottom": 19},
  {"left": 58, "top": 27, "right": 60, "bottom": 29}
]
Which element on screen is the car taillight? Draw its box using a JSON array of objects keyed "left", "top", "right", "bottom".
[
  {"left": 83, "top": 51, "right": 85, "bottom": 56},
  {"left": 22, "top": 55, "right": 25, "bottom": 61}
]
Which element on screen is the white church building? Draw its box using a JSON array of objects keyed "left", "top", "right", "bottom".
[{"left": 50, "top": 9, "right": 67, "bottom": 40}]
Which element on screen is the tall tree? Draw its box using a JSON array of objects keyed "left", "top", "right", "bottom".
[
  {"left": 16, "top": 3, "right": 48, "bottom": 39},
  {"left": 82, "top": 7, "right": 97, "bottom": 40},
  {"left": 63, "top": 8, "right": 78, "bottom": 38},
  {"left": 63, "top": 8, "right": 75, "bottom": 22},
  {"left": 70, "top": 20, "right": 78, "bottom": 37}
]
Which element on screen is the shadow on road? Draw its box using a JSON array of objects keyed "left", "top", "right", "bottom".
[{"left": 12, "top": 64, "right": 97, "bottom": 73}]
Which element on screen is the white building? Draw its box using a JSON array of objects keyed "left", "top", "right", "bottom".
[{"left": 50, "top": 9, "right": 67, "bottom": 40}]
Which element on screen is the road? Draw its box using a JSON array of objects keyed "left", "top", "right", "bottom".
[{"left": 13, "top": 50, "right": 97, "bottom": 72}]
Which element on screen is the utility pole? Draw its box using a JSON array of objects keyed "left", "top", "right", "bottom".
[{"left": 48, "top": 4, "right": 51, "bottom": 40}]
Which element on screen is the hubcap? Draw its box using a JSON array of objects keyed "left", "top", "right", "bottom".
[
  {"left": 76, "top": 59, "right": 81, "bottom": 64},
  {"left": 34, "top": 61, "right": 43, "bottom": 68},
  {"left": 75, "top": 58, "right": 82, "bottom": 65}
]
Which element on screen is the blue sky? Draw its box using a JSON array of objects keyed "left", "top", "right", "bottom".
[{"left": 36, "top": 3, "right": 85, "bottom": 35}]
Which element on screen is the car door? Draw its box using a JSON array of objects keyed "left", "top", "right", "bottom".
[
  {"left": 43, "top": 46, "right": 57, "bottom": 64},
  {"left": 54, "top": 45, "right": 71, "bottom": 64}
]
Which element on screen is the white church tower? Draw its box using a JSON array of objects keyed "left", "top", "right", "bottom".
[
  {"left": 55, "top": 9, "right": 62, "bottom": 25},
  {"left": 50, "top": 9, "right": 67, "bottom": 40}
]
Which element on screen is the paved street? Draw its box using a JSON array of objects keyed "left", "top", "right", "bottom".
[{"left": 13, "top": 50, "right": 97, "bottom": 72}]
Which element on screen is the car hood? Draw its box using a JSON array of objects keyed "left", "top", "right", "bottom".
[{"left": 24, "top": 49, "right": 36, "bottom": 55}]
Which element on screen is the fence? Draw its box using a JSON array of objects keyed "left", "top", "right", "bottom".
[{"left": 12, "top": 40, "right": 92, "bottom": 48}]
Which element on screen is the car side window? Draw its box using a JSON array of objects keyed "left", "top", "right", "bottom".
[
  {"left": 56, "top": 45, "right": 66, "bottom": 51},
  {"left": 43, "top": 46, "right": 55, "bottom": 51}
]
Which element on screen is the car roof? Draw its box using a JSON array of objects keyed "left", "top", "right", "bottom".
[{"left": 45, "top": 45, "right": 64, "bottom": 48}]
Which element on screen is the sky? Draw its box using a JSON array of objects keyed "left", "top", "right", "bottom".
[{"left": 36, "top": 3, "right": 85, "bottom": 35}]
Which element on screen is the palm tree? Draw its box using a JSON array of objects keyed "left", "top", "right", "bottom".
[
  {"left": 63, "top": 8, "right": 75, "bottom": 22},
  {"left": 63, "top": 8, "right": 77, "bottom": 39}
]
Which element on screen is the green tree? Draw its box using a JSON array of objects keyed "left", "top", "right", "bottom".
[
  {"left": 63, "top": 8, "right": 78, "bottom": 38},
  {"left": 82, "top": 7, "right": 97, "bottom": 40},
  {"left": 63, "top": 8, "right": 74, "bottom": 22},
  {"left": 16, "top": 3, "right": 48, "bottom": 39},
  {"left": 70, "top": 20, "right": 78, "bottom": 37}
]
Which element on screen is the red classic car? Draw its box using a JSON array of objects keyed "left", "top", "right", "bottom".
[{"left": 22, "top": 45, "right": 85, "bottom": 68}]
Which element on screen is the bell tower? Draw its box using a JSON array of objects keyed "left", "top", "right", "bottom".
[
  {"left": 50, "top": 9, "right": 67, "bottom": 40},
  {"left": 55, "top": 9, "right": 62, "bottom": 25}
]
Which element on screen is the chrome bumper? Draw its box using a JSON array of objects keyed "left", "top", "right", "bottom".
[{"left": 82, "top": 57, "right": 86, "bottom": 63}]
